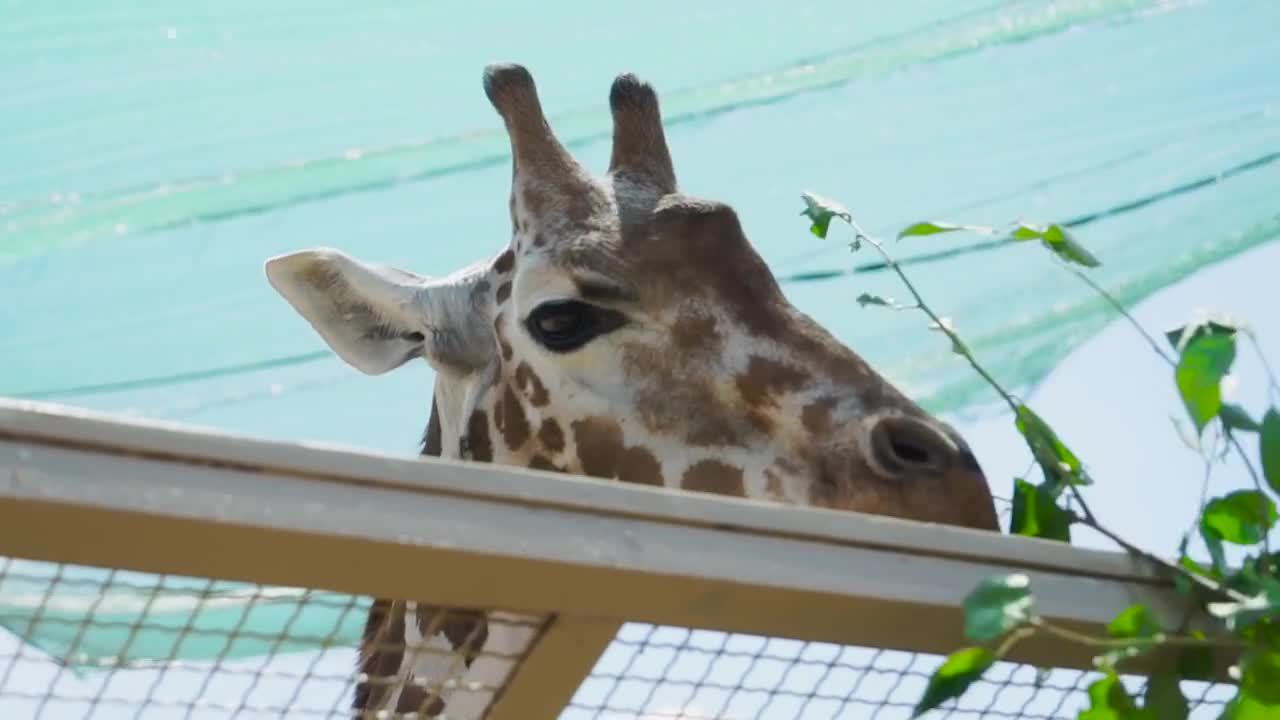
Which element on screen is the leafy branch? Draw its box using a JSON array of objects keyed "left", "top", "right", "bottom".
[{"left": 799, "top": 191, "right": 1280, "bottom": 718}]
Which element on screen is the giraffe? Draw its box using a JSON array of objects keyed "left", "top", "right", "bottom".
[{"left": 265, "top": 63, "right": 1000, "bottom": 719}]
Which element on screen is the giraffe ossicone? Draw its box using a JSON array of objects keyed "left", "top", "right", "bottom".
[{"left": 266, "top": 62, "right": 999, "bottom": 719}]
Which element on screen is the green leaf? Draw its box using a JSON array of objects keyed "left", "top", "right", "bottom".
[
  {"left": 1262, "top": 408, "right": 1280, "bottom": 496},
  {"left": 1202, "top": 491, "right": 1278, "bottom": 545},
  {"left": 1231, "top": 552, "right": 1280, "bottom": 594},
  {"left": 1079, "top": 672, "right": 1151, "bottom": 720},
  {"left": 1220, "top": 691, "right": 1280, "bottom": 720},
  {"left": 1041, "top": 224, "right": 1102, "bottom": 268},
  {"left": 911, "top": 647, "right": 995, "bottom": 718},
  {"left": 1094, "top": 604, "right": 1163, "bottom": 671},
  {"left": 1011, "top": 222, "right": 1048, "bottom": 240},
  {"left": 1144, "top": 672, "right": 1189, "bottom": 720},
  {"left": 1107, "top": 604, "right": 1161, "bottom": 640},
  {"left": 799, "top": 191, "right": 851, "bottom": 239},
  {"left": 1222, "top": 404, "right": 1262, "bottom": 433},
  {"left": 1220, "top": 690, "right": 1280, "bottom": 720},
  {"left": 962, "top": 574, "right": 1035, "bottom": 642},
  {"left": 1175, "top": 331, "right": 1237, "bottom": 434},
  {"left": 896, "top": 221, "right": 996, "bottom": 241},
  {"left": 1241, "top": 649, "right": 1280, "bottom": 705},
  {"left": 1010, "top": 478, "right": 1072, "bottom": 542},
  {"left": 1015, "top": 404, "right": 1092, "bottom": 488},
  {"left": 1165, "top": 315, "right": 1250, "bottom": 354},
  {"left": 1200, "top": 522, "right": 1228, "bottom": 576},
  {"left": 1174, "top": 535, "right": 1204, "bottom": 594},
  {"left": 1257, "top": 618, "right": 1280, "bottom": 652},
  {"left": 856, "top": 292, "right": 894, "bottom": 308}
]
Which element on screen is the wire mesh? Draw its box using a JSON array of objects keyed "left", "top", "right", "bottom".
[
  {"left": 0, "top": 558, "right": 1239, "bottom": 720},
  {"left": 568, "top": 624, "right": 1236, "bottom": 720},
  {"left": 0, "top": 558, "right": 545, "bottom": 719}
]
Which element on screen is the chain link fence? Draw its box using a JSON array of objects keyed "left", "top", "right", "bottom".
[
  {"left": 0, "top": 402, "right": 1241, "bottom": 719},
  {"left": 0, "top": 559, "right": 1235, "bottom": 720}
]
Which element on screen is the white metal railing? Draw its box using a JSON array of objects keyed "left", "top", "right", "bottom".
[{"left": 0, "top": 398, "right": 1232, "bottom": 719}]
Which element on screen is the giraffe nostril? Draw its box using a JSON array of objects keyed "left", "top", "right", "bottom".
[{"left": 868, "top": 415, "right": 957, "bottom": 478}]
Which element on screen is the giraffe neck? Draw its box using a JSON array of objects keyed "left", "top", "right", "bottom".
[{"left": 353, "top": 401, "right": 541, "bottom": 719}]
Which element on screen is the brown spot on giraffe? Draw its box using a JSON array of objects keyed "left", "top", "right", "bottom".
[
  {"left": 735, "top": 356, "right": 808, "bottom": 408},
  {"left": 732, "top": 355, "right": 808, "bottom": 434},
  {"left": 396, "top": 689, "right": 443, "bottom": 717},
  {"left": 528, "top": 454, "right": 566, "bottom": 473},
  {"left": 390, "top": 606, "right": 488, "bottom": 716},
  {"left": 682, "top": 459, "right": 746, "bottom": 497},
  {"left": 670, "top": 305, "right": 720, "bottom": 355},
  {"left": 354, "top": 598, "right": 404, "bottom": 712},
  {"left": 416, "top": 605, "right": 489, "bottom": 662},
  {"left": 801, "top": 397, "right": 837, "bottom": 435},
  {"left": 572, "top": 417, "right": 624, "bottom": 478},
  {"left": 538, "top": 417, "right": 564, "bottom": 453},
  {"left": 466, "top": 410, "right": 494, "bottom": 462},
  {"left": 493, "top": 249, "right": 515, "bottom": 274},
  {"left": 498, "top": 385, "right": 530, "bottom": 450},
  {"left": 515, "top": 362, "right": 550, "bottom": 406},
  {"left": 617, "top": 446, "right": 663, "bottom": 486}
]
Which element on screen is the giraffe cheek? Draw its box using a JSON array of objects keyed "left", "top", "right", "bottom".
[{"left": 941, "top": 466, "right": 1001, "bottom": 531}]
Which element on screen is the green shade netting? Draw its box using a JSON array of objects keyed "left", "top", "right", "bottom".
[{"left": 1, "top": 0, "right": 1277, "bottom": 668}]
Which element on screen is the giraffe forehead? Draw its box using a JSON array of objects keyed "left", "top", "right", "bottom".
[
  {"left": 505, "top": 243, "right": 640, "bottom": 316},
  {"left": 507, "top": 257, "right": 578, "bottom": 310}
]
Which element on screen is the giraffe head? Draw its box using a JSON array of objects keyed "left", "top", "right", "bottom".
[{"left": 266, "top": 64, "right": 999, "bottom": 532}]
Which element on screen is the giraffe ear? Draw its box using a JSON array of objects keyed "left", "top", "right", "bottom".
[{"left": 265, "top": 248, "right": 495, "bottom": 375}]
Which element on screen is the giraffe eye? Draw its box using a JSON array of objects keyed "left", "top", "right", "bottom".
[{"left": 526, "top": 300, "right": 625, "bottom": 353}]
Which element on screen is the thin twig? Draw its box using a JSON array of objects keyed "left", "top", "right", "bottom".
[
  {"left": 1227, "top": 432, "right": 1273, "bottom": 556},
  {"left": 1064, "top": 264, "right": 1176, "bottom": 367},
  {"left": 1065, "top": 262, "right": 1273, "bottom": 556},
  {"left": 1192, "top": 431, "right": 1217, "bottom": 541},
  {"left": 844, "top": 220, "right": 1021, "bottom": 416},
  {"left": 834, "top": 211, "right": 1248, "bottom": 602},
  {"left": 995, "top": 626, "right": 1035, "bottom": 658},
  {"left": 1247, "top": 334, "right": 1280, "bottom": 402},
  {"left": 1065, "top": 484, "right": 1101, "bottom": 527},
  {"left": 1065, "top": 508, "right": 1250, "bottom": 603},
  {"left": 1029, "top": 617, "right": 1246, "bottom": 651}
]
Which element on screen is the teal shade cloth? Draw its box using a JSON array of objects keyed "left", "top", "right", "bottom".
[
  {"left": 1, "top": 0, "right": 1278, "bottom": 668},
  {"left": 0, "top": 561, "right": 368, "bottom": 669}
]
